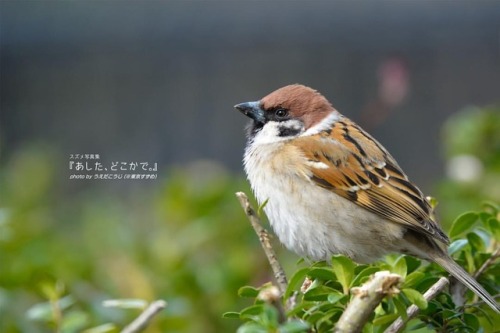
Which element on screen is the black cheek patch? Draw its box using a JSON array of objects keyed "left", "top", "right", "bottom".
[{"left": 278, "top": 126, "right": 302, "bottom": 137}]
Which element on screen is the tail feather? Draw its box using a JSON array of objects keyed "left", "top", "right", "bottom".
[{"left": 434, "top": 256, "right": 500, "bottom": 313}]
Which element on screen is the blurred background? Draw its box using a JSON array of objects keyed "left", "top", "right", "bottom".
[{"left": 1, "top": 1, "right": 499, "bottom": 332}]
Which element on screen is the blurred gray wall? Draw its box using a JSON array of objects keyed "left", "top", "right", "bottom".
[{"left": 1, "top": 1, "right": 500, "bottom": 189}]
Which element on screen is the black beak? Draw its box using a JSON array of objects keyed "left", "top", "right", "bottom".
[{"left": 234, "top": 101, "right": 265, "bottom": 123}]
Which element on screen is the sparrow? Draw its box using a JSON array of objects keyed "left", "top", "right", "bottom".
[{"left": 235, "top": 84, "right": 499, "bottom": 312}]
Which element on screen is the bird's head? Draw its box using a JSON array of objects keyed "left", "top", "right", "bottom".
[{"left": 235, "top": 84, "right": 337, "bottom": 142}]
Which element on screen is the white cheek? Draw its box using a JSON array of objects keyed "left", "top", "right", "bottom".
[
  {"left": 252, "top": 123, "right": 283, "bottom": 145},
  {"left": 251, "top": 120, "right": 304, "bottom": 145}
]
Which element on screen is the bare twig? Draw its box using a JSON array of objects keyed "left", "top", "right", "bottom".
[
  {"left": 385, "top": 277, "right": 449, "bottom": 333},
  {"left": 465, "top": 293, "right": 500, "bottom": 309},
  {"left": 235, "top": 192, "right": 288, "bottom": 295},
  {"left": 121, "top": 300, "right": 167, "bottom": 333},
  {"left": 334, "top": 271, "right": 403, "bottom": 333},
  {"left": 474, "top": 247, "right": 500, "bottom": 279}
]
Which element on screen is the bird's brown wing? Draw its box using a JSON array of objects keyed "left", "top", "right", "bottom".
[{"left": 293, "top": 117, "right": 449, "bottom": 244}]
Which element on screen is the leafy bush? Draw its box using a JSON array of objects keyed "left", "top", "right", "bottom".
[
  {"left": 0, "top": 151, "right": 270, "bottom": 333},
  {"left": 0, "top": 106, "right": 498, "bottom": 332},
  {"left": 226, "top": 203, "right": 500, "bottom": 332}
]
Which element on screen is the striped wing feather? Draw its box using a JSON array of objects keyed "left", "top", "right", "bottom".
[{"left": 294, "top": 118, "right": 449, "bottom": 244}]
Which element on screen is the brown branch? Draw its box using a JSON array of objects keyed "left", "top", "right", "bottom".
[
  {"left": 474, "top": 246, "right": 500, "bottom": 279},
  {"left": 121, "top": 300, "right": 167, "bottom": 333},
  {"left": 235, "top": 192, "right": 288, "bottom": 296},
  {"left": 334, "top": 271, "right": 403, "bottom": 333},
  {"left": 384, "top": 277, "right": 449, "bottom": 333}
]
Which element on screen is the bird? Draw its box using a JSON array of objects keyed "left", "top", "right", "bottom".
[{"left": 234, "top": 84, "right": 499, "bottom": 313}]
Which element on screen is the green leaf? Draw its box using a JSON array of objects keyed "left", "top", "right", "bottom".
[
  {"left": 39, "top": 281, "right": 65, "bottom": 301},
  {"left": 482, "top": 201, "right": 499, "bottom": 214},
  {"left": 351, "top": 267, "right": 379, "bottom": 287},
  {"left": 286, "top": 301, "right": 316, "bottom": 317},
  {"left": 279, "top": 320, "right": 310, "bottom": 333},
  {"left": 464, "top": 247, "right": 476, "bottom": 272},
  {"left": 415, "top": 277, "right": 440, "bottom": 292},
  {"left": 327, "top": 291, "right": 345, "bottom": 304},
  {"left": 308, "top": 267, "right": 335, "bottom": 281},
  {"left": 237, "top": 322, "right": 268, "bottom": 333},
  {"left": 404, "top": 272, "right": 425, "bottom": 288},
  {"left": 462, "top": 313, "right": 480, "bottom": 331},
  {"left": 472, "top": 228, "right": 490, "bottom": 247},
  {"left": 240, "top": 305, "right": 265, "bottom": 319},
  {"left": 222, "top": 312, "right": 241, "bottom": 319},
  {"left": 285, "top": 268, "right": 309, "bottom": 298},
  {"left": 449, "top": 212, "right": 478, "bottom": 239},
  {"left": 316, "top": 308, "right": 341, "bottom": 329},
  {"left": 373, "top": 313, "right": 399, "bottom": 326},
  {"left": 404, "top": 256, "right": 422, "bottom": 274},
  {"left": 448, "top": 239, "right": 468, "bottom": 255},
  {"left": 61, "top": 310, "right": 89, "bottom": 332},
  {"left": 362, "top": 322, "right": 374, "bottom": 333},
  {"left": 26, "top": 296, "right": 75, "bottom": 322},
  {"left": 257, "top": 198, "right": 269, "bottom": 216},
  {"left": 305, "top": 311, "right": 326, "bottom": 325},
  {"left": 304, "top": 285, "right": 339, "bottom": 301},
  {"left": 403, "top": 288, "right": 428, "bottom": 309},
  {"left": 483, "top": 217, "right": 500, "bottom": 241},
  {"left": 392, "top": 256, "right": 407, "bottom": 279},
  {"left": 478, "top": 211, "right": 492, "bottom": 224},
  {"left": 238, "top": 286, "right": 260, "bottom": 298},
  {"left": 406, "top": 318, "right": 435, "bottom": 333},
  {"left": 262, "top": 305, "right": 279, "bottom": 328},
  {"left": 331, "top": 255, "right": 356, "bottom": 294},
  {"left": 466, "top": 232, "right": 485, "bottom": 252},
  {"left": 393, "top": 297, "right": 408, "bottom": 320}
]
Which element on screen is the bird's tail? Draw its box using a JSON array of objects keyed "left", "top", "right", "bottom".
[{"left": 433, "top": 255, "right": 499, "bottom": 313}]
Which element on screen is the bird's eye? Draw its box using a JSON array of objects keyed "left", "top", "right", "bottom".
[{"left": 275, "top": 108, "right": 288, "bottom": 118}]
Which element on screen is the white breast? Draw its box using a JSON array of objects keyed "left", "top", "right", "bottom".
[{"left": 243, "top": 140, "right": 405, "bottom": 263}]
